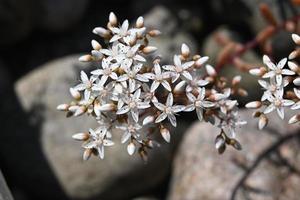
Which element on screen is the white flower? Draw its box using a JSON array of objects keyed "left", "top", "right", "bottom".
[
  {"left": 185, "top": 87, "right": 215, "bottom": 121},
  {"left": 109, "top": 20, "right": 130, "bottom": 43},
  {"left": 120, "top": 44, "right": 146, "bottom": 70},
  {"left": 154, "top": 93, "right": 185, "bottom": 127},
  {"left": 263, "top": 89, "right": 294, "bottom": 119},
  {"left": 83, "top": 128, "right": 114, "bottom": 159},
  {"left": 74, "top": 71, "right": 97, "bottom": 101},
  {"left": 117, "top": 63, "right": 149, "bottom": 92},
  {"left": 163, "top": 55, "right": 195, "bottom": 83},
  {"left": 116, "top": 89, "right": 150, "bottom": 122},
  {"left": 262, "top": 56, "right": 295, "bottom": 85},
  {"left": 218, "top": 111, "right": 247, "bottom": 138},
  {"left": 185, "top": 78, "right": 209, "bottom": 93},
  {"left": 144, "top": 62, "right": 172, "bottom": 92},
  {"left": 257, "top": 79, "right": 288, "bottom": 101},
  {"left": 100, "top": 42, "right": 126, "bottom": 63},
  {"left": 116, "top": 121, "right": 142, "bottom": 144},
  {"left": 91, "top": 58, "right": 118, "bottom": 86}
]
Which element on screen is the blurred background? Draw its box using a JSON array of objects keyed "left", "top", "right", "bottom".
[{"left": 1, "top": 0, "right": 300, "bottom": 200}]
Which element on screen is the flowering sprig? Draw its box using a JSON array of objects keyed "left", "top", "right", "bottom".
[
  {"left": 246, "top": 33, "right": 300, "bottom": 129},
  {"left": 57, "top": 12, "right": 247, "bottom": 161}
]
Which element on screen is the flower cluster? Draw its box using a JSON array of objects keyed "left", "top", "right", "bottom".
[
  {"left": 57, "top": 12, "right": 246, "bottom": 161},
  {"left": 246, "top": 33, "right": 300, "bottom": 129}
]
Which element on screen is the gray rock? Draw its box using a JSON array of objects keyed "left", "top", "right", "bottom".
[
  {"left": 13, "top": 55, "right": 188, "bottom": 199},
  {"left": 0, "top": 170, "right": 14, "bottom": 200},
  {"left": 167, "top": 109, "right": 300, "bottom": 200},
  {"left": 144, "top": 6, "right": 197, "bottom": 64},
  {"left": 38, "top": 0, "right": 90, "bottom": 32},
  {"left": 0, "top": 0, "right": 34, "bottom": 44}
]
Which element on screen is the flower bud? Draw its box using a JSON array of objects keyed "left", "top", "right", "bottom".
[
  {"left": 148, "top": 30, "right": 161, "bottom": 37},
  {"left": 93, "top": 27, "right": 110, "bottom": 38},
  {"left": 56, "top": 104, "right": 69, "bottom": 111},
  {"left": 181, "top": 43, "right": 190, "bottom": 58},
  {"left": 245, "top": 101, "right": 262, "bottom": 109},
  {"left": 160, "top": 127, "right": 170, "bottom": 143},
  {"left": 83, "top": 148, "right": 93, "bottom": 161},
  {"left": 127, "top": 142, "right": 136, "bottom": 155},
  {"left": 294, "top": 77, "right": 300, "bottom": 86},
  {"left": 142, "top": 46, "right": 157, "bottom": 54},
  {"left": 109, "top": 12, "right": 118, "bottom": 26},
  {"left": 91, "top": 40, "right": 102, "bottom": 51},
  {"left": 72, "top": 133, "right": 90, "bottom": 141},
  {"left": 136, "top": 16, "right": 144, "bottom": 28},
  {"left": 143, "top": 116, "right": 155, "bottom": 125},
  {"left": 292, "top": 33, "right": 300, "bottom": 45},
  {"left": 195, "top": 56, "right": 209, "bottom": 68},
  {"left": 258, "top": 114, "right": 268, "bottom": 130},
  {"left": 288, "top": 114, "right": 300, "bottom": 124},
  {"left": 215, "top": 134, "right": 226, "bottom": 154},
  {"left": 79, "top": 55, "right": 92, "bottom": 62},
  {"left": 205, "top": 64, "right": 216, "bottom": 76},
  {"left": 288, "top": 61, "right": 299, "bottom": 72},
  {"left": 69, "top": 88, "right": 81, "bottom": 100}
]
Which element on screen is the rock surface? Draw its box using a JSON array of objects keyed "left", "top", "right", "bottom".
[
  {"left": 0, "top": 170, "right": 14, "bottom": 200},
  {"left": 8, "top": 54, "right": 188, "bottom": 199},
  {"left": 167, "top": 109, "right": 300, "bottom": 200}
]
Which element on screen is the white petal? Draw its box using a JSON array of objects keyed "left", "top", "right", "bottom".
[
  {"left": 160, "top": 128, "right": 170, "bottom": 143},
  {"left": 281, "top": 69, "right": 295, "bottom": 75},
  {"left": 155, "top": 113, "right": 168, "bottom": 123},
  {"left": 121, "top": 132, "right": 131, "bottom": 144},
  {"left": 264, "top": 104, "right": 275, "bottom": 114},
  {"left": 262, "top": 71, "right": 275, "bottom": 78},
  {"left": 182, "top": 71, "right": 193, "bottom": 80},
  {"left": 150, "top": 81, "right": 160, "bottom": 92},
  {"left": 196, "top": 108, "right": 203, "bottom": 121},
  {"left": 173, "top": 55, "right": 181, "bottom": 67},
  {"left": 276, "top": 108, "right": 284, "bottom": 119},
  {"left": 277, "top": 58, "right": 287, "bottom": 69},
  {"left": 116, "top": 106, "right": 130, "bottom": 115},
  {"left": 168, "top": 113, "right": 177, "bottom": 127},
  {"left": 103, "top": 139, "right": 114, "bottom": 146},
  {"left": 161, "top": 80, "right": 172, "bottom": 91},
  {"left": 80, "top": 71, "right": 89, "bottom": 82},
  {"left": 166, "top": 93, "right": 173, "bottom": 106}
]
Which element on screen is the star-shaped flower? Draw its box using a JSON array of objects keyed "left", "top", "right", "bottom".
[
  {"left": 263, "top": 89, "right": 294, "bottom": 119},
  {"left": 185, "top": 87, "right": 215, "bottom": 121},
  {"left": 74, "top": 71, "right": 97, "bottom": 101},
  {"left": 116, "top": 121, "right": 142, "bottom": 144},
  {"left": 91, "top": 58, "right": 118, "bottom": 85},
  {"left": 154, "top": 93, "right": 185, "bottom": 127},
  {"left": 116, "top": 89, "right": 150, "bottom": 122},
  {"left": 144, "top": 62, "right": 172, "bottom": 92},
  {"left": 82, "top": 128, "right": 114, "bottom": 159},
  {"left": 163, "top": 55, "right": 195, "bottom": 83},
  {"left": 262, "top": 55, "right": 295, "bottom": 85}
]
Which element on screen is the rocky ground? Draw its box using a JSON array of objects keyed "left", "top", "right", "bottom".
[{"left": 1, "top": 0, "right": 300, "bottom": 200}]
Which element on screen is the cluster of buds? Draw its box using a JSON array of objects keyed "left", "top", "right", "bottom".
[
  {"left": 57, "top": 12, "right": 247, "bottom": 161},
  {"left": 246, "top": 33, "right": 300, "bottom": 129}
]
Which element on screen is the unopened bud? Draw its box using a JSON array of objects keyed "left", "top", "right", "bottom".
[
  {"left": 294, "top": 77, "right": 300, "bottom": 86},
  {"left": 57, "top": 104, "right": 69, "bottom": 111},
  {"left": 258, "top": 114, "right": 268, "bottom": 130},
  {"left": 181, "top": 43, "right": 190, "bottom": 58},
  {"left": 93, "top": 27, "right": 110, "bottom": 38},
  {"left": 292, "top": 33, "right": 300, "bottom": 45},
  {"left": 205, "top": 64, "right": 216, "bottom": 76},
  {"left": 83, "top": 148, "right": 93, "bottom": 161},
  {"left": 74, "top": 106, "right": 87, "bottom": 117},
  {"left": 288, "top": 61, "right": 299, "bottom": 72},
  {"left": 148, "top": 30, "right": 161, "bottom": 37},
  {"left": 109, "top": 12, "right": 118, "bottom": 26},
  {"left": 79, "top": 54, "right": 92, "bottom": 62},
  {"left": 143, "top": 116, "right": 155, "bottom": 125},
  {"left": 160, "top": 127, "right": 170, "bottom": 143},
  {"left": 245, "top": 101, "right": 262, "bottom": 109},
  {"left": 72, "top": 133, "right": 90, "bottom": 141},
  {"left": 136, "top": 16, "right": 144, "bottom": 28},
  {"left": 127, "top": 142, "right": 136, "bottom": 155},
  {"left": 288, "top": 114, "right": 300, "bottom": 124},
  {"left": 215, "top": 134, "right": 226, "bottom": 154},
  {"left": 142, "top": 46, "right": 157, "bottom": 54},
  {"left": 70, "top": 88, "right": 81, "bottom": 100},
  {"left": 99, "top": 103, "right": 116, "bottom": 111},
  {"left": 91, "top": 40, "right": 102, "bottom": 51}
]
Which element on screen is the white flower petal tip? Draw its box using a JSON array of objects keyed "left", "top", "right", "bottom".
[
  {"left": 72, "top": 133, "right": 89, "bottom": 141},
  {"left": 79, "top": 55, "right": 92, "bottom": 62},
  {"left": 142, "top": 46, "right": 157, "bottom": 54},
  {"left": 56, "top": 104, "right": 69, "bottom": 111},
  {"left": 249, "top": 68, "right": 262, "bottom": 76},
  {"left": 160, "top": 128, "right": 170, "bottom": 143},
  {"left": 205, "top": 64, "right": 216, "bottom": 76},
  {"left": 181, "top": 43, "right": 190, "bottom": 57},
  {"left": 245, "top": 101, "right": 262, "bottom": 109},
  {"left": 127, "top": 142, "right": 136, "bottom": 155},
  {"left": 294, "top": 77, "right": 300, "bottom": 86},
  {"left": 195, "top": 56, "right": 209, "bottom": 67},
  {"left": 292, "top": 33, "right": 300, "bottom": 45},
  {"left": 143, "top": 116, "right": 155, "bottom": 125},
  {"left": 288, "top": 114, "right": 300, "bottom": 124},
  {"left": 109, "top": 12, "right": 118, "bottom": 26}
]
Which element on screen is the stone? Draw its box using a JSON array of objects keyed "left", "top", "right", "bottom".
[
  {"left": 144, "top": 6, "right": 197, "bottom": 64},
  {"left": 0, "top": 170, "right": 14, "bottom": 200},
  {"left": 167, "top": 109, "right": 300, "bottom": 200},
  {"left": 2, "top": 55, "right": 188, "bottom": 199}
]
